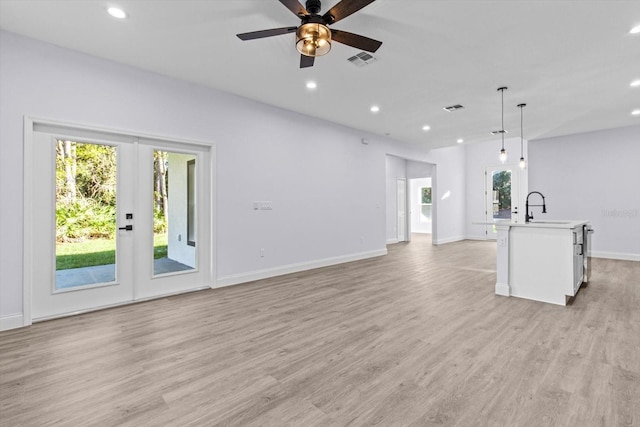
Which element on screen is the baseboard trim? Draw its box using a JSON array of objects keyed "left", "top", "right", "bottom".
[
  {"left": 215, "top": 249, "right": 388, "bottom": 288},
  {"left": 435, "top": 236, "right": 465, "bottom": 245},
  {"left": 0, "top": 314, "right": 26, "bottom": 331},
  {"left": 465, "top": 235, "right": 489, "bottom": 241},
  {"left": 386, "top": 238, "right": 399, "bottom": 245},
  {"left": 591, "top": 251, "right": 640, "bottom": 262},
  {"left": 495, "top": 282, "right": 510, "bottom": 297}
]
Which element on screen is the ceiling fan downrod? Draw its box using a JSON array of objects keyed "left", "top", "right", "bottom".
[{"left": 305, "top": 0, "right": 322, "bottom": 15}]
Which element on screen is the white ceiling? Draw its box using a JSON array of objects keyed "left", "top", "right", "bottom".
[{"left": 1, "top": 0, "right": 639, "bottom": 149}]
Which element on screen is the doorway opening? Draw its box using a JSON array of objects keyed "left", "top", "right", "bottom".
[{"left": 409, "top": 177, "right": 432, "bottom": 237}]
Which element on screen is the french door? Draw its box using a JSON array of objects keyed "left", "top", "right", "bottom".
[
  {"left": 27, "top": 123, "right": 212, "bottom": 321},
  {"left": 485, "top": 165, "right": 521, "bottom": 239}
]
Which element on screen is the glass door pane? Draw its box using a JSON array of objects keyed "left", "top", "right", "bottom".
[
  {"left": 492, "top": 170, "right": 512, "bottom": 220},
  {"left": 55, "top": 140, "right": 117, "bottom": 289},
  {"left": 486, "top": 166, "right": 520, "bottom": 239},
  {"left": 152, "top": 150, "right": 196, "bottom": 276}
]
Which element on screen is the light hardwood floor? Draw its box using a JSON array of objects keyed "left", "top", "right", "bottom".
[{"left": 1, "top": 235, "right": 639, "bottom": 426}]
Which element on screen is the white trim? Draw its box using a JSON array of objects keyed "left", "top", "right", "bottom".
[
  {"left": 29, "top": 116, "right": 214, "bottom": 148},
  {"left": 22, "top": 117, "right": 34, "bottom": 327},
  {"left": 215, "top": 249, "right": 388, "bottom": 288},
  {"left": 465, "top": 234, "right": 488, "bottom": 241},
  {"left": 434, "top": 235, "right": 465, "bottom": 245},
  {"left": 209, "top": 145, "right": 217, "bottom": 288},
  {"left": 386, "top": 238, "right": 399, "bottom": 245},
  {"left": 0, "top": 314, "right": 26, "bottom": 331},
  {"left": 591, "top": 251, "right": 640, "bottom": 262},
  {"left": 495, "top": 282, "right": 510, "bottom": 297}
]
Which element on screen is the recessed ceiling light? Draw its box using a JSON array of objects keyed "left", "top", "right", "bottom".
[
  {"left": 422, "top": 125, "right": 431, "bottom": 131},
  {"left": 457, "top": 138, "right": 464, "bottom": 144},
  {"left": 306, "top": 81, "right": 317, "bottom": 89},
  {"left": 631, "top": 80, "right": 640, "bottom": 87},
  {"left": 370, "top": 105, "right": 380, "bottom": 113},
  {"left": 630, "top": 24, "right": 640, "bottom": 34},
  {"left": 632, "top": 109, "right": 640, "bottom": 116},
  {"left": 108, "top": 7, "right": 127, "bottom": 19}
]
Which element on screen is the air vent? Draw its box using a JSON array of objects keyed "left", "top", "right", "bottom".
[
  {"left": 443, "top": 104, "right": 464, "bottom": 112},
  {"left": 491, "top": 130, "right": 508, "bottom": 136},
  {"left": 347, "top": 51, "right": 378, "bottom": 67}
]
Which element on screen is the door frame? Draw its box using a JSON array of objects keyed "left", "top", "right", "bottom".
[
  {"left": 396, "top": 178, "right": 408, "bottom": 242},
  {"left": 23, "top": 116, "right": 216, "bottom": 326},
  {"left": 484, "top": 163, "right": 524, "bottom": 239}
]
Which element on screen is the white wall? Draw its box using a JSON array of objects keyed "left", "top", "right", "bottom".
[
  {"left": 426, "top": 146, "right": 466, "bottom": 244},
  {"left": 410, "top": 178, "right": 432, "bottom": 234},
  {"left": 528, "top": 126, "right": 640, "bottom": 260},
  {"left": 385, "top": 156, "right": 407, "bottom": 243},
  {"left": 465, "top": 137, "right": 529, "bottom": 240},
  {"left": 0, "top": 31, "right": 466, "bottom": 328}
]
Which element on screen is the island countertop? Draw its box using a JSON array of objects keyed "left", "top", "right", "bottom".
[{"left": 495, "top": 220, "right": 590, "bottom": 229}]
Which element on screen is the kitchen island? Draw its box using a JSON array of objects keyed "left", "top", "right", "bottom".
[{"left": 495, "top": 220, "right": 592, "bottom": 306}]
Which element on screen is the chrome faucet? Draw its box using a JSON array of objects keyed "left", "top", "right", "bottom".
[{"left": 525, "top": 191, "right": 547, "bottom": 223}]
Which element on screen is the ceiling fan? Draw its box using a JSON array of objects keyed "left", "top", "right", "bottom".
[{"left": 236, "top": 0, "right": 382, "bottom": 68}]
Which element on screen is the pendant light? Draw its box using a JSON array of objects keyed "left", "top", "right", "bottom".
[
  {"left": 497, "top": 87, "right": 508, "bottom": 163},
  {"left": 517, "top": 103, "right": 526, "bottom": 169}
]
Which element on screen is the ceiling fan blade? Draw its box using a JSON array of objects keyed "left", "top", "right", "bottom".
[
  {"left": 237, "top": 26, "right": 298, "bottom": 41},
  {"left": 300, "top": 54, "right": 315, "bottom": 68},
  {"left": 279, "top": 0, "right": 309, "bottom": 17},
  {"left": 331, "top": 29, "right": 382, "bottom": 52},
  {"left": 322, "top": 0, "right": 376, "bottom": 24}
]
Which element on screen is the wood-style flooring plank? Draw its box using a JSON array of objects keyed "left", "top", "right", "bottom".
[{"left": 1, "top": 235, "right": 639, "bottom": 426}]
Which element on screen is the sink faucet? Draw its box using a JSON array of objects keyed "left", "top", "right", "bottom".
[{"left": 525, "top": 191, "right": 547, "bottom": 223}]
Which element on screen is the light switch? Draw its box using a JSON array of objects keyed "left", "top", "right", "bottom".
[{"left": 260, "top": 201, "right": 273, "bottom": 210}]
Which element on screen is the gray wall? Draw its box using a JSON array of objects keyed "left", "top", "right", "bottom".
[
  {"left": 0, "top": 31, "right": 466, "bottom": 327},
  {"left": 528, "top": 125, "right": 640, "bottom": 259}
]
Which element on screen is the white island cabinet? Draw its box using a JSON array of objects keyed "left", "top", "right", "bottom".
[{"left": 495, "top": 220, "right": 591, "bottom": 306}]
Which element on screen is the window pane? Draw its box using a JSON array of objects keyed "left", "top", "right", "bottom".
[
  {"left": 55, "top": 140, "right": 117, "bottom": 289},
  {"left": 492, "top": 170, "right": 512, "bottom": 219},
  {"left": 153, "top": 150, "right": 196, "bottom": 276}
]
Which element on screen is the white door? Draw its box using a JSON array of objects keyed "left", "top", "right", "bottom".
[
  {"left": 134, "top": 142, "right": 212, "bottom": 300},
  {"left": 397, "top": 178, "right": 407, "bottom": 242},
  {"left": 485, "top": 165, "right": 520, "bottom": 239},
  {"left": 28, "top": 125, "right": 212, "bottom": 321}
]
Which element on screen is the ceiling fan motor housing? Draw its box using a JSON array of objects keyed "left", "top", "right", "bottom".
[{"left": 305, "top": 0, "right": 322, "bottom": 15}]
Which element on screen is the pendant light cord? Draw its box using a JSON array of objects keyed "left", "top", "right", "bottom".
[
  {"left": 501, "top": 89, "right": 505, "bottom": 150},
  {"left": 518, "top": 103, "right": 526, "bottom": 159}
]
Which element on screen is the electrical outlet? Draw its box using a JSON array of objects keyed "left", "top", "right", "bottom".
[{"left": 260, "top": 248, "right": 265, "bottom": 257}]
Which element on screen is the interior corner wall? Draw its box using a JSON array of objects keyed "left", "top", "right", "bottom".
[
  {"left": 0, "top": 31, "right": 468, "bottom": 327},
  {"left": 528, "top": 125, "right": 640, "bottom": 260},
  {"left": 383, "top": 148, "right": 467, "bottom": 246},
  {"left": 426, "top": 146, "right": 466, "bottom": 244}
]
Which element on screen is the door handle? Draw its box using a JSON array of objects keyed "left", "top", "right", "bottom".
[{"left": 118, "top": 225, "right": 133, "bottom": 231}]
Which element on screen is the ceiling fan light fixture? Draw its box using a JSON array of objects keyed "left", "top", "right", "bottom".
[{"left": 296, "top": 23, "right": 332, "bottom": 57}]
